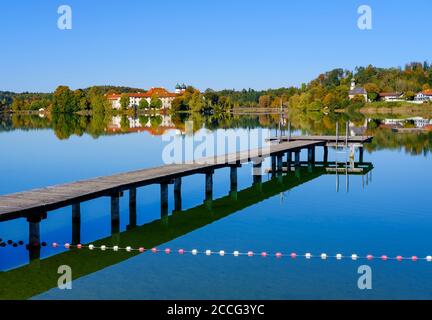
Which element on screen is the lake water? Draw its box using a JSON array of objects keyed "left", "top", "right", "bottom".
[{"left": 0, "top": 113, "right": 432, "bottom": 300}]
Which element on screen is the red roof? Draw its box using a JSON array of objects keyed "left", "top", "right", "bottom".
[
  {"left": 106, "top": 88, "right": 178, "bottom": 100},
  {"left": 421, "top": 89, "right": 432, "bottom": 96},
  {"left": 379, "top": 92, "right": 402, "bottom": 97}
]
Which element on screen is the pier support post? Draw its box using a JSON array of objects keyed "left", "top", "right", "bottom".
[
  {"left": 253, "top": 158, "right": 263, "bottom": 185},
  {"left": 323, "top": 146, "right": 328, "bottom": 163},
  {"left": 359, "top": 146, "right": 364, "bottom": 163},
  {"left": 229, "top": 164, "right": 239, "bottom": 200},
  {"left": 160, "top": 183, "right": 168, "bottom": 218},
  {"left": 174, "top": 177, "right": 182, "bottom": 212},
  {"left": 286, "top": 151, "right": 292, "bottom": 171},
  {"left": 111, "top": 193, "right": 120, "bottom": 235},
  {"left": 271, "top": 156, "right": 276, "bottom": 174},
  {"left": 294, "top": 150, "right": 301, "bottom": 167},
  {"left": 72, "top": 203, "right": 81, "bottom": 244},
  {"left": 127, "top": 188, "right": 137, "bottom": 230},
  {"left": 205, "top": 170, "right": 214, "bottom": 209},
  {"left": 230, "top": 165, "right": 238, "bottom": 192},
  {"left": 308, "top": 147, "right": 315, "bottom": 164},
  {"left": 27, "top": 212, "right": 46, "bottom": 261},
  {"left": 277, "top": 154, "right": 283, "bottom": 173}
]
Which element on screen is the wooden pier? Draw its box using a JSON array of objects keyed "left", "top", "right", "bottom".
[{"left": 0, "top": 136, "right": 372, "bottom": 222}]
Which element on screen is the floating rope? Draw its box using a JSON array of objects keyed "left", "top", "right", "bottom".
[{"left": 52, "top": 243, "right": 432, "bottom": 262}]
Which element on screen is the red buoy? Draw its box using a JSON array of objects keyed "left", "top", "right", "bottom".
[
  {"left": 275, "top": 252, "right": 282, "bottom": 258},
  {"left": 165, "top": 248, "right": 171, "bottom": 254},
  {"left": 412, "top": 256, "right": 418, "bottom": 261},
  {"left": 396, "top": 255, "right": 403, "bottom": 261},
  {"left": 367, "top": 254, "right": 373, "bottom": 260},
  {"left": 151, "top": 247, "right": 157, "bottom": 253},
  {"left": 77, "top": 244, "right": 82, "bottom": 249},
  {"left": 247, "top": 251, "right": 253, "bottom": 257},
  {"left": 261, "top": 252, "right": 267, "bottom": 257},
  {"left": 291, "top": 252, "right": 297, "bottom": 259},
  {"left": 178, "top": 249, "right": 185, "bottom": 254},
  {"left": 139, "top": 247, "right": 145, "bottom": 253},
  {"left": 381, "top": 255, "right": 388, "bottom": 261}
]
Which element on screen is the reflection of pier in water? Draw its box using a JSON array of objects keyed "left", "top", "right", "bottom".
[{"left": 0, "top": 158, "right": 373, "bottom": 299}]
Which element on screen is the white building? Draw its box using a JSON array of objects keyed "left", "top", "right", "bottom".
[
  {"left": 106, "top": 87, "right": 179, "bottom": 110},
  {"left": 379, "top": 92, "right": 404, "bottom": 102},
  {"left": 348, "top": 79, "right": 368, "bottom": 102},
  {"left": 415, "top": 90, "right": 432, "bottom": 102}
]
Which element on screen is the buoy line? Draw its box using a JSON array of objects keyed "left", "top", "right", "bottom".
[{"left": 51, "top": 243, "right": 432, "bottom": 262}]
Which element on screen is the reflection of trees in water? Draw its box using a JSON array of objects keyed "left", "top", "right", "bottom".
[
  {"left": 1, "top": 111, "right": 431, "bottom": 154},
  {"left": 366, "top": 128, "right": 432, "bottom": 155}
]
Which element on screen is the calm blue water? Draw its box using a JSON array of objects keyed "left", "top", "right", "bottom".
[{"left": 1, "top": 115, "right": 432, "bottom": 299}]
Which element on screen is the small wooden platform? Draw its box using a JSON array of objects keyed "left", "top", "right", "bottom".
[
  {"left": 266, "top": 135, "right": 373, "bottom": 144},
  {"left": 0, "top": 140, "right": 324, "bottom": 220}
]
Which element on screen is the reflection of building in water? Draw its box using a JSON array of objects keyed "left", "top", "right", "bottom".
[
  {"left": 108, "top": 115, "right": 176, "bottom": 135},
  {"left": 383, "top": 117, "right": 432, "bottom": 128},
  {"left": 349, "top": 119, "right": 370, "bottom": 136},
  {"left": 106, "top": 87, "right": 181, "bottom": 110}
]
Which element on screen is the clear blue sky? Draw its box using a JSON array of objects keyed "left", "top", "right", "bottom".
[{"left": 0, "top": 0, "right": 430, "bottom": 92}]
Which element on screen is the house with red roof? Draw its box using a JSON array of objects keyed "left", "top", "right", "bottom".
[
  {"left": 415, "top": 89, "right": 432, "bottom": 102},
  {"left": 106, "top": 87, "right": 180, "bottom": 110}
]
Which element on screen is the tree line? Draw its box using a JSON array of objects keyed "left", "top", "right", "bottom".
[{"left": 2, "top": 61, "right": 431, "bottom": 114}]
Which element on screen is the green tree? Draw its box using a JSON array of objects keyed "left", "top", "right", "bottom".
[
  {"left": 52, "top": 86, "right": 78, "bottom": 113},
  {"left": 150, "top": 96, "right": 162, "bottom": 109},
  {"left": 138, "top": 98, "right": 149, "bottom": 110},
  {"left": 120, "top": 94, "right": 130, "bottom": 111}
]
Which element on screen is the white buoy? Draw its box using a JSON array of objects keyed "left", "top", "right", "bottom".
[
  {"left": 427, "top": 256, "right": 432, "bottom": 262},
  {"left": 101, "top": 245, "right": 106, "bottom": 251},
  {"left": 205, "top": 250, "right": 211, "bottom": 256},
  {"left": 233, "top": 251, "right": 239, "bottom": 257},
  {"left": 191, "top": 249, "right": 198, "bottom": 255},
  {"left": 219, "top": 250, "right": 225, "bottom": 256},
  {"left": 336, "top": 253, "right": 342, "bottom": 260},
  {"left": 113, "top": 246, "right": 119, "bottom": 251},
  {"left": 305, "top": 253, "right": 312, "bottom": 259},
  {"left": 89, "top": 244, "right": 94, "bottom": 250},
  {"left": 126, "top": 246, "right": 132, "bottom": 252},
  {"left": 351, "top": 254, "right": 358, "bottom": 260},
  {"left": 321, "top": 253, "right": 327, "bottom": 260}
]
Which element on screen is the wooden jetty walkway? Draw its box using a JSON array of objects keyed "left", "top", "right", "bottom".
[{"left": 0, "top": 136, "right": 372, "bottom": 221}]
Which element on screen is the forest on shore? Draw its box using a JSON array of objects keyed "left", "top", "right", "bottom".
[{"left": 1, "top": 61, "right": 432, "bottom": 114}]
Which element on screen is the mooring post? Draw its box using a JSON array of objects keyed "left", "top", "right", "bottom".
[
  {"left": 174, "top": 177, "right": 182, "bottom": 212},
  {"left": 294, "top": 150, "right": 301, "bottom": 167},
  {"left": 72, "top": 202, "right": 81, "bottom": 245},
  {"left": 359, "top": 146, "right": 364, "bottom": 163},
  {"left": 127, "top": 188, "right": 137, "bottom": 230},
  {"left": 160, "top": 183, "right": 168, "bottom": 218},
  {"left": 323, "top": 145, "right": 328, "bottom": 163},
  {"left": 111, "top": 193, "right": 120, "bottom": 235}
]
